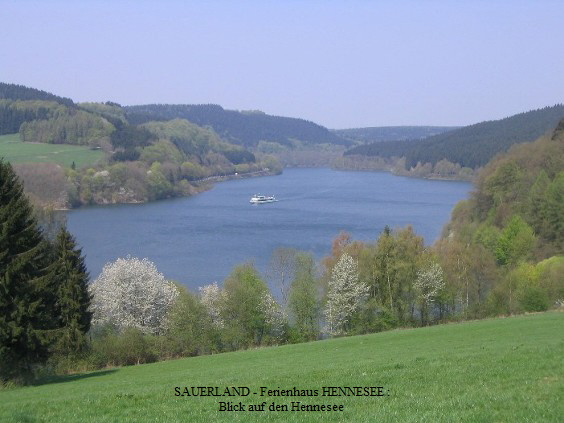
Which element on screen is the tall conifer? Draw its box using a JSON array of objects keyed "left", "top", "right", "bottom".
[
  {"left": 50, "top": 227, "right": 92, "bottom": 353},
  {"left": 0, "top": 160, "right": 54, "bottom": 380}
]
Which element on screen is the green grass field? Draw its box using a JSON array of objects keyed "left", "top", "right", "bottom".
[
  {"left": 0, "top": 133, "right": 104, "bottom": 168},
  {"left": 0, "top": 312, "right": 562, "bottom": 422}
]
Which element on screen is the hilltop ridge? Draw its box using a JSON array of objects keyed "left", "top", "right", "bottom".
[
  {"left": 344, "top": 104, "right": 564, "bottom": 171},
  {"left": 125, "top": 104, "right": 350, "bottom": 148}
]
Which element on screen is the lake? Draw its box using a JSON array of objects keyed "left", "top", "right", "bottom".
[{"left": 67, "top": 168, "right": 471, "bottom": 291}]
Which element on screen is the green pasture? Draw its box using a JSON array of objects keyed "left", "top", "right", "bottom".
[
  {"left": 0, "top": 312, "right": 562, "bottom": 422},
  {"left": 0, "top": 133, "right": 104, "bottom": 168}
]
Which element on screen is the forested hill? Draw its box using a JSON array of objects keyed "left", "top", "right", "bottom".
[
  {"left": 0, "top": 82, "right": 283, "bottom": 207},
  {"left": 124, "top": 104, "right": 350, "bottom": 148},
  {"left": 0, "top": 82, "right": 74, "bottom": 107},
  {"left": 445, "top": 115, "right": 564, "bottom": 263},
  {"left": 333, "top": 126, "right": 458, "bottom": 143},
  {"left": 0, "top": 83, "right": 80, "bottom": 135},
  {"left": 345, "top": 104, "right": 564, "bottom": 169}
]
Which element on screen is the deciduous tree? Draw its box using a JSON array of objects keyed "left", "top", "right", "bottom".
[
  {"left": 90, "top": 256, "right": 178, "bottom": 335},
  {"left": 414, "top": 260, "right": 444, "bottom": 325},
  {"left": 260, "top": 291, "right": 287, "bottom": 344},
  {"left": 267, "top": 247, "right": 298, "bottom": 307},
  {"left": 166, "top": 285, "right": 215, "bottom": 357},
  {"left": 288, "top": 253, "right": 320, "bottom": 341},
  {"left": 221, "top": 263, "right": 270, "bottom": 348},
  {"left": 324, "top": 253, "right": 368, "bottom": 336},
  {"left": 199, "top": 282, "right": 225, "bottom": 329},
  {"left": 495, "top": 215, "right": 536, "bottom": 266}
]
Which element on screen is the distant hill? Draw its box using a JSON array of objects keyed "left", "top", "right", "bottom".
[
  {"left": 0, "top": 82, "right": 74, "bottom": 107},
  {"left": 333, "top": 126, "right": 458, "bottom": 143},
  {"left": 124, "top": 104, "right": 350, "bottom": 148},
  {"left": 345, "top": 105, "right": 564, "bottom": 169},
  {"left": 0, "top": 83, "right": 78, "bottom": 135}
]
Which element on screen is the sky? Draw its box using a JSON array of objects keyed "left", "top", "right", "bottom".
[{"left": 1, "top": 0, "right": 563, "bottom": 129}]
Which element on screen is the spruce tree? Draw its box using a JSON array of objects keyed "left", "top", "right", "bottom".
[
  {"left": 0, "top": 160, "right": 54, "bottom": 380},
  {"left": 50, "top": 227, "right": 92, "bottom": 354}
]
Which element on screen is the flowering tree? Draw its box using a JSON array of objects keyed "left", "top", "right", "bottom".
[
  {"left": 200, "top": 277, "right": 287, "bottom": 346},
  {"left": 324, "top": 253, "right": 368, "bottom": 336},
  {"left": 267, "top": 247, "right": 298, "bottom": 307},
  {"left": 414, "top": 261, "right": 445, "bottom": 325},
  {"left": 90, "top": 256, "right": 179, "bottom": 334},
  {"left": 260, "top": 292, "right": 287, "bottom": 343},
  {"left": 199, "top": 282, "right": 225, "bottom": 328}
]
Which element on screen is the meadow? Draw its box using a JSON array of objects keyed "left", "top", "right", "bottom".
[
  {"left": 0, "top": 133, "right": 104, "bottom": 168},
  {"left": 0, "top": 312, "right": 562, "bottom": 422}
]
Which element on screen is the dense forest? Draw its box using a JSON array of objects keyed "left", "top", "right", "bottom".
[
  {"left": 446, "top": 121, "right": 564, "bottom": 261},
  {"left": 0, "top": 84, "right": 77, "bottom": 136},
  {"left": 345, "top": 104, "right": 564, "bottom": 170},
  {"left": 0, "top": 82, "right": 74, "bottom": 107},
  {"left": 125, "top": 104, "right": 350, "bottom": 148},
  {"left": 333, "top": 126, "right": 458, "bottom": 143}
]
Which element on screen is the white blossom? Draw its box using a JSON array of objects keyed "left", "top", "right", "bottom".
[
  {"left": 414, "top": 262, "right": 445, "bottom": 305},
  {"left": 90, "top": 256, "right": 179, "bottom": 335},
  {"left": 324, "top": 253, "right": 368, "bottom": 336},
  {"left": 199, "top": 282, "right": 225, "bottom": 328},
  {"left": 260, "top": 292, "right": 287, "bottom": 340}
]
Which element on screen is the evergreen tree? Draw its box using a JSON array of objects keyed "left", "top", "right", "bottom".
[
  {"left": 50, "top": 227, "right": 92, "bottom": 354},
  {"left": 0, "top": 160, "right": 54, "bottom": 380}
]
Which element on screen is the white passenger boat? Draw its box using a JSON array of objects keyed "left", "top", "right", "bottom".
[{"left": 250, "top": 194, "right": 277, "bottom": 204}]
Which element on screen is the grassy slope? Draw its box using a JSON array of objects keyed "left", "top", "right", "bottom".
[
  {"left": 0, "top": 133, "right": 104, "bottom": 168},
  {"left": 1, "top": 312, "right": 562, "bottom": 422}
]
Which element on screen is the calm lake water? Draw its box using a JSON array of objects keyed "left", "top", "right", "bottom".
[{"left": 67, "top": 168, "right": 471, "bottom": 291}]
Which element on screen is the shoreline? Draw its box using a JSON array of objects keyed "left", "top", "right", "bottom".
[
  {"left": 57, "top": 169, "right": 280, "bottom": 211},
  {"left": 35, "top": 160, "right": 473, "bottom": 212}
]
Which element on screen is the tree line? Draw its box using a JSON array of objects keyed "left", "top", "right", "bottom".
[
  {"left": 0, "top": 82, "right": 74, "bottom": 107},
  {"left": 333, "top": 126, "right": 458, "bottom": 143},
  {"left": 0, "top": 100, "right": 55, "bottom": 135}
]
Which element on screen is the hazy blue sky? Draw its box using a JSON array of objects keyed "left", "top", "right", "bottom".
[{"left": 1, "top": 0, "right": 563, "bottom": 128}]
